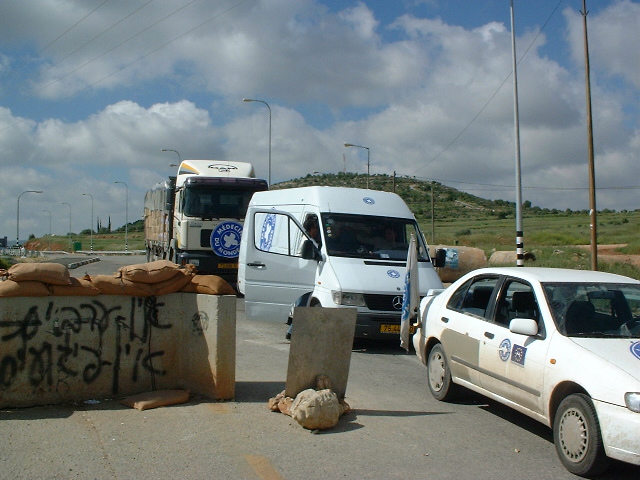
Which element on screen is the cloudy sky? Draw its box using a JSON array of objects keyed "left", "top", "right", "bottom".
[{"left": 1, "top": 0, "right": 639, "bottom": 241}]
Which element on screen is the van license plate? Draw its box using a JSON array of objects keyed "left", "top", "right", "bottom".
[
  {"left": 380, "top": 324, "right": 416, "bottom": 334},
  {"left": 218, "top": 263, "right": 238, "bottom": 269}
]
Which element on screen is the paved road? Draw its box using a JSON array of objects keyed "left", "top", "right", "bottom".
[{"left": 2, "top": 255, "right": 639, "bottom": 479}]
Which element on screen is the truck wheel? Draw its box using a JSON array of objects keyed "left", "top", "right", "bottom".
[
  {"left": 427, "top": 344, "right": 458, "bottom": 401},
  {"left": 553, "top": 393, "right": 609, "bottom": 476}
]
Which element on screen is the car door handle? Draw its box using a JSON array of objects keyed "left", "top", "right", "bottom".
[
  {"left": 484, "top": 331, "right": 495, "bottom": 339},
  {"left": 247, "top": 262, "right": 266, "bottom": 268},
  {"left": 441, "top": 317, "right": 449, "bottom": 323}
]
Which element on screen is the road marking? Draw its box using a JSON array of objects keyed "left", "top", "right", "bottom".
[{"left": 244, "top": 455, "right": 284, "bottom": 480}]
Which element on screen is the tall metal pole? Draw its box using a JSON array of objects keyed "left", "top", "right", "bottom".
[
  {"left": 42, "top": 209, "right": 52, "bottom": 250},
  {"left": 114, "top": 182, "right": 128, "bottom": 252},
  {"left": 17, "top": 190, "right": 43, "bottom": 246},
  {"left": 344, "top": 143, "right": 370, "bottom": 189},
  {"left": 510, "top": 0, "right": 524, "bottom": 267},
  {"left": 82, "top": 193, "right": 94, "bottom": 252},
  {"left": 62, "top": 202, "right": 72, "bottom": 251},
  {"left": 243, "top": 99, "right": 272, "bottom": 185},
  {"left": 582, "top": 0, "right": 598, "bottom": 270}
]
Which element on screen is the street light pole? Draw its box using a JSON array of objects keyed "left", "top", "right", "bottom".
[
  {"left": 42, "top": 209, "right": 52, "bottom": 250},
  {"left": 114, "top": 181, "right": 128, "bottom": 252},
  {"left": 161, "top": 149, "right": 181, "bottom": 165},
  {"left": 62, "top": 202, "right": 72, "bottom": 251},
  {"left": 82, "top": 193, "right": 94, "bottom": 252},
  {"left": 17, "top": 190, "right": 43, "bottom": 246},
  {"left": 344, "top": 143, "right": 370, "bottom": 189},
  {"left": 243, "top": 98, "right": 271, "bottom": 185}
]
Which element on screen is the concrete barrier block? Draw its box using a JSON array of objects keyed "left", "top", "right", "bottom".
[{"left": 0, "top": 293, "right": 236, "bottom": 408}]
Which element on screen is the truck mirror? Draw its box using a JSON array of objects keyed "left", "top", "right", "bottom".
[
  {"left": 301, "top": 239, "right": 322, "bottom": 261},
  {"left": 433, "top": 248, "right": 446, "bottom": 268}
]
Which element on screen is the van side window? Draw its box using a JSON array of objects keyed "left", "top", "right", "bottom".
[{"left": 253, "top": 212, "right": 305, "bottom": 257}]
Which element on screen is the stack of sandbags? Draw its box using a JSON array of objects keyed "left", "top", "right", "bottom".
[
  {"left": 0, "top": 260, "right": 237, "bottom": 297},
  {"left": 0, "top": 263, "right": 77, "bottom": 297}
]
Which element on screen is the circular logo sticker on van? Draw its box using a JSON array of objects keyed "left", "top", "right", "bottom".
[
  {"left": 211, "top": 221, "right": 243, "bottom": 258},
  {"left": 363, "top": 197, "right": 375, "bottom": 205},
  {"left": 631, "top": 341, "right": 640, "bottom": 361},
  {"left": 259, "top": 213, "right": 276, "bottom": 251},
  {"left": 387, "top": 269, "right": 400, "bottom": 278}
]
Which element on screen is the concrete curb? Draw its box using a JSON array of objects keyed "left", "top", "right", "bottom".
[{"left": 67, "top": 257, "right": 101, "bottom": 269}]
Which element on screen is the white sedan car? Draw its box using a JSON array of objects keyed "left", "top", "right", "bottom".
[{"left": 413, "top": 267, "right": 640, "bottom": 477}]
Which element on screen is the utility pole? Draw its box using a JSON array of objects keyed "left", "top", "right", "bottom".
[{"left": 582, "top": 0, "right": 598, "bottom": 270}]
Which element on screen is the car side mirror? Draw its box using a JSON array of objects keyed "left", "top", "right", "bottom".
[
  {"left": 301, "top": 239, "right": 322, "bottom": 261},
  {"left": 509, "top": 318, "right": 538, "bottom": 336},
  {"left": 432, "top": 248, "right": 446, "bottom": 268}
]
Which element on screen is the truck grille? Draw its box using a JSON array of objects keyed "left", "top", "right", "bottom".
[
  {"left": 363, "top": 294, "right": 404, "bottom": 312},
  {"left": 201, "top": 230, "right": 212, "bottom": 247}
]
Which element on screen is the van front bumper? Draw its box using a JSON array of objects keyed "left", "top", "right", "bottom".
[{"left": 355, "top": 313, "right": 407, "bottom": 340}]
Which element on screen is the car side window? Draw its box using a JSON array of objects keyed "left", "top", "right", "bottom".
[
  {"left": 495, "top": 280, "right": 542, "bottom": 332},
  {"left": 448, "top": 277, "right": 499, "bottom": 319}
]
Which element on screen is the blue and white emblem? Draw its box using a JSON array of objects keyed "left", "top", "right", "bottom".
[
  {"left": 363, "top": 197, "right": 375, "bottom": 205},
  {"left": 210, "top": 221, "right": 243, "bottom": 258},
  {"left": 387, "top": 269, "right": 401, "bottom": 278},
  {"left": 511, "top": 344, "right": 527, "bottom": 366},
  {"left": 259, "top": 213, "right": 276, "bottom": 251},
  {"left": 499, "top": 339, "right": 511, "bottom": 362},
  {"left": 631, "top": 341, "right": 640, "bottom": 361}
]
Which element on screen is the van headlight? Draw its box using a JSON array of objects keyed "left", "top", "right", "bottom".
[
  {"left": 332, "top": 291, "right": 365, "bottom": 306},
  {"left": 625, "top": 392, "right": 640, "bottom": 413}
]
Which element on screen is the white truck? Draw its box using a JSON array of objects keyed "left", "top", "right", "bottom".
[
  {"left": 144, "top": 160, "right": 268, "bottom": 285},
  {"left": 238, "top": 186, "right": 445, "bottom": 339}
]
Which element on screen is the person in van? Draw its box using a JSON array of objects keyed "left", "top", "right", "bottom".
[{"left": 373, "top": 225, "right": 406, "bottom": 251}]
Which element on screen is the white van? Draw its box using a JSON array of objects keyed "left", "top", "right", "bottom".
[{"left": 238, "top": 186, "right": 445, "bottom": 339}]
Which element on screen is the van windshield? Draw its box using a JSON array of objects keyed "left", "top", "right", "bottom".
[{"left": 320, "top": 213, "right": 430, "bottom": 261}]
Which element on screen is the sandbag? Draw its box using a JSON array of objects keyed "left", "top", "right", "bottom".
[
  {"left": 86, "top": 274, "right": 154, "bottom": 297},
  {"left": 117, "top": 260, "right": 182, "bottom": 284},
  {"left": 7, "top": 262, "right": 71, "bottom": 285},
  {"left": 152, "top": 270, "right": 196, "bottom": 296},
  {"left": 50, "top": 277, "right": 101, "bottom": 296},
  {"left": 0, "top": 280, "right": 51, "bottom": 297},
  {"left": 180, "top": 275, "right": 237, "bottom": 296},
  {"left": 120, "top": 389, "right": 190, "bottom": 411},
  {"left": 430, "top": 245, "right": 487, "bottom": 283},
  {"left": 290, "top": 388, "right": 341, "bottom": 430},
  {"left": 488, "top": 250, "right": 536, "bottom": 265}
]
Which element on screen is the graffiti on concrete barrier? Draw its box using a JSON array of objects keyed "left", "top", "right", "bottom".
[{"left": 0, "top": 297, "right": 173, "bottom": 394}]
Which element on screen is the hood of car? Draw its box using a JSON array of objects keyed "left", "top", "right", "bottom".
[{"left": 571, "top": 337, "right": 640, "bottom": 382}]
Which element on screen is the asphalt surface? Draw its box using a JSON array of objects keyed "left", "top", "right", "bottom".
[{"left": 2, "top": 254, "right": 640, "bottom": 479}]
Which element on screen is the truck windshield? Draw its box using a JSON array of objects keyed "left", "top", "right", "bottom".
[
  {"left": 183, "top": 187, "right": 253, "bottom": 219},
  {"left": 320, "top": 213, "right": 430, "bottom": 261}
]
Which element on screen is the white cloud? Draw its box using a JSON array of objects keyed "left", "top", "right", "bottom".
[{"left": 1, "top": 0, "right": 640, "bottom": 240}]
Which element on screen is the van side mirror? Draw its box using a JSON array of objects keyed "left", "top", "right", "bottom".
[
  {"left": 301, "top": 239, "right": 322, "bottom": 261},
  {"left": 433, "top": 248, "right": 446, "bottom": 268}
]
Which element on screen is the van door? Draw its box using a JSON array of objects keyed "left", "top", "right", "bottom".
[{"left": 241, "top": 208, "right": 320, "bottom": 322}]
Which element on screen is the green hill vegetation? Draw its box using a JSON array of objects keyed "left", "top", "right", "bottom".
[{"left": 7, "top": 172, "right": 639, "bottom": 278}]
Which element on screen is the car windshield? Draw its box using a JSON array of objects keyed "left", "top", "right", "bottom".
[
  {"left": 542, "top": 282, "right": 640, "bottom": 338},
  {"left": 320, "top": 213, "right": 430, "bottom": 261}
]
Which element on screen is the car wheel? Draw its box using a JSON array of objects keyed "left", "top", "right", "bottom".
[
  {"left": 553, "top": 393, "right": 610, "bottom": 477},
  {"left": 427, "top": 344, "right": 458, "bottom": 401}
]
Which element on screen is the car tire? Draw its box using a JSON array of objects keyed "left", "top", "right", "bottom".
[
  {"left": 553, "top": 393, "right": 610, "bottom": 477},
  {"left": 427, "top": 343, "right": 458, "bottom": 401}
]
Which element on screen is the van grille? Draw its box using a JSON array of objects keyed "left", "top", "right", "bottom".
[{"left": 363, "top": 294, "right": 404, "bottom": 312}]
